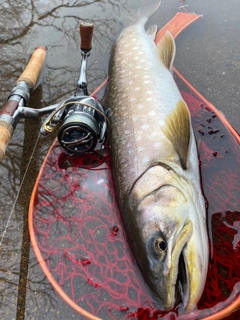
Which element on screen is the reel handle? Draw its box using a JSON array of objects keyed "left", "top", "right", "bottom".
[
  {"left": 0, "top": 46, "right": 47, "bottom": 160},
  {"left": 80, "top": 23, "right": 94, "bottom": 52},
  {"left": 17, "top": 46, "right": 47, "bottom": 90}
]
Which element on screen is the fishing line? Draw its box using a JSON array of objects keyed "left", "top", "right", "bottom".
[{"left": 0, "top": 131, "right": 41, "bottom": 247}]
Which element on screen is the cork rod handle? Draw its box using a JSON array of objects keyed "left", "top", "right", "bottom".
[
  {"left": 0, "top": 121, "right": 13, "bottom": 161},
  {"left": 17, "top": 46, "right": 47, "bottom": 90}
]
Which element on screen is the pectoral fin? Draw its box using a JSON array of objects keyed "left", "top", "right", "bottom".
[
  {"left": 157, "top": 31, "right": 176, "bottom": 71},
  {"left": 162, "top": 99, "right": 191, "bottom": 170}
]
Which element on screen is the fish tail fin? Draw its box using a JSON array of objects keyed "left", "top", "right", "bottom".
[
  {"left": 157, "top": 31, "right": 176, "bottom": 71},
  {"left": 120, "top": 0, "right": 161, "bottom": 27}
]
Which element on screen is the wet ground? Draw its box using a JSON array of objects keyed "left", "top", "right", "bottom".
[{"left": 0, "top": 0, "right": 239, "bottom": 319}]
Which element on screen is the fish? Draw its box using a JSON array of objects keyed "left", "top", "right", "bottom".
[{"left": 107, "top": 17, "right": 209, "bottom": 312}]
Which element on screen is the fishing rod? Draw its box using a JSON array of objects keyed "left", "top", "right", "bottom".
[{"left": 0, "top": 22, "right": 109, "bottom": 161}]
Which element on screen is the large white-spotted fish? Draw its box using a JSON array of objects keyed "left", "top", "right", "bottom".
[{"left": 107, "top": 17, "right": 209, "bottom": 312}]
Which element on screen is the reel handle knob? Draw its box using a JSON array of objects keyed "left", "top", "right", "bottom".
[
  {"left": 80, "top": 23, "right": 94, "bottom": 52},
  {"left": 17, "top": 46, "right": 47, "bottom": 90}
]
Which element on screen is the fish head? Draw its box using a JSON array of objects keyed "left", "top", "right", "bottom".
[{"left": 130, "top": 180, "right": 208, "bottom": 312}]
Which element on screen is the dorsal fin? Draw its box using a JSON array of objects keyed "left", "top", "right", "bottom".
[
  {"left": 157, "top": 31, "right": 175, "bottom": 70},
  {"left": 162, "top": 99, "right": 191, "bottom": 170}
]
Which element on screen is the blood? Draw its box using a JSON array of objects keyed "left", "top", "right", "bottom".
[
  {"left": 82, "top": 259, "right": 91, "bottom": 266},
  {"left": 87, "top": 278, "right": 100, "bottom": 288},
  {"left": 112, "top": 226, "right": 119, "bottom": 237},
  {"left": 119, "top": 306, "right": 129, "bottom": 312}
]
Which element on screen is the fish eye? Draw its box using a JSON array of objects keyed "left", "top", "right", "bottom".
[{"left": 155, "top": 237, "right": 167, "bottom": 253}]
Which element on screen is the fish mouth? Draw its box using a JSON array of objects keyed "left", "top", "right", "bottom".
[
  {"left": 165, "top": 220, "right": 193, "bottom": 311},
  {"left": 175, "top": 251, "right": 189, "bottom": 307}
]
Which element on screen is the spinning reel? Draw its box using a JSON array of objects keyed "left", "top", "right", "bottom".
[
  {"left": 0, "top": 23, "right": 109, "bottom": 160},
  {"left": 41, "top": 95, "right": 108, "bottom": 154},
  {"left": 41, "top": 22, "right": 109, "bottom": 154}
]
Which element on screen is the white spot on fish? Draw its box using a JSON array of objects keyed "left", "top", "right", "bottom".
[
  {"left": 132, "top": 157, "right": 138, "bottom": 165},
  {"left": 146, "top": 90, "right": 154, "bottom": 95},
  {"left": 151, "top": 131, "right": 160, "bottom": 138},
  {"left": 142, "top": 156, "right": 150, "bottom": 164},
  {"left": 146, "top": 97, "right": 153, "bottom": 102},
  {"left": 142, "top": 124, "right": 149, "bottom": 130},
  {"left": 148, "top": 110, "right": 156, "bottom": 116},
  {"left": 154, "top": 142, "right": 161, "bottom": 149}
]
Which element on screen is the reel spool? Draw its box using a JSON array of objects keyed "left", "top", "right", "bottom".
[{"left": 57, "top": 96, "right": 108, "bottom": 154}]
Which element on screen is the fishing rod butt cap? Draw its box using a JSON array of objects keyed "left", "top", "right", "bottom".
[
  {"left": 0, "top": 120, "right": 13, "bottom": 161},
  {"left": 16, "top": 46, "right": 47, "bottom": 90},
  {"left": 35, "top": 45, "right": 47, "bottom": 51}
]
